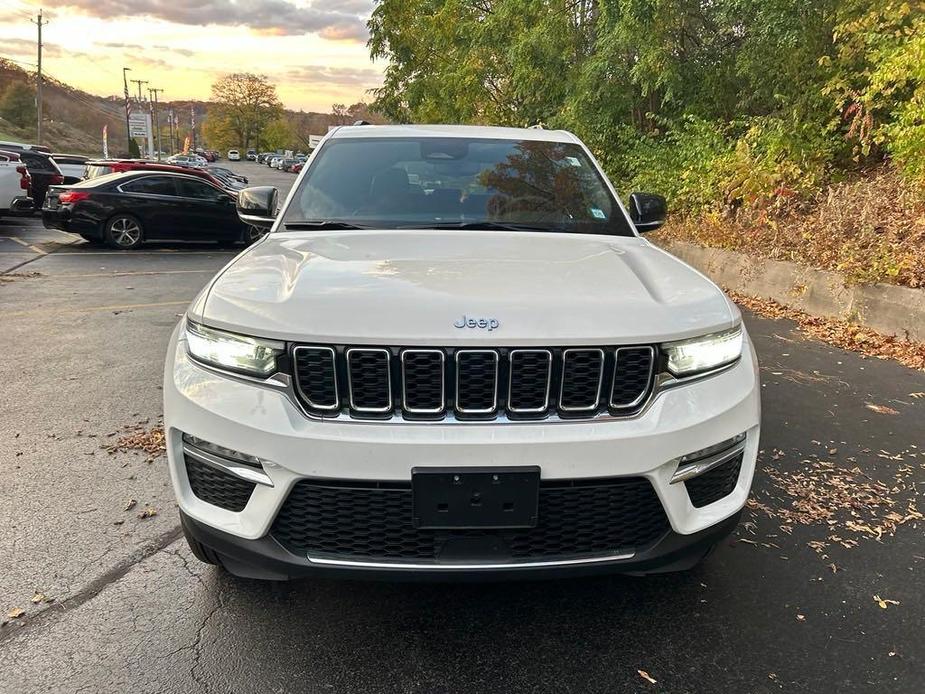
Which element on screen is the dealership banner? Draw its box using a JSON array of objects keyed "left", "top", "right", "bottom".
[{"left": 102, "top": 124, "right": 109, "bottom": 158}]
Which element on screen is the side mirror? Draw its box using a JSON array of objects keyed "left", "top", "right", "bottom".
[
  {"left": 628, "top": 192, "right": 667, "bottom": 232},
  {"left": 236, "top": 186, "right": 279, "bottom": 229}
]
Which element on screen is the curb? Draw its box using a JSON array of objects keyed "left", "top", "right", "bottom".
[{"left": 657, "top": 240, "right": 925, "bottom": 342}]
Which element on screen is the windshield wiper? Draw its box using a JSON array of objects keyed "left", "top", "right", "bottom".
[
  {"left": 283, "top": 221, "right": 370, "bottom": 230},
  {"left": 396, "top": 221, "right": 565, "bottom": 232}
]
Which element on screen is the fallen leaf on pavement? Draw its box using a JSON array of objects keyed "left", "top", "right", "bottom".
[
  {"left": 124, "top": 498, "right": 137, "bottom": 511},
  {"left": 796, "top": 614, "right": 806, "bottom": 621},
  {"left": 873, "top": 595, "right": 900, "bottom": 609},
  {"left": 637, "top": 670, "right": 657, "bottom": 685},
  {"left": 30, "top": 592, "right": 46, "bottom": 604},
  {"left": 7, "top": 607, "right": 25, "bottom": 619},
  {"left": 865, "top": 403, "right": 900, "bottom": 415},
  {"left": 138, "top": 506, "right": 157, "bottom": 519}
]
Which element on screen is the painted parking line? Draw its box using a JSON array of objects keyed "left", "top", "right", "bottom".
[
  {"left": 49, "top": 269, "right": 217, "bottom": 278},
  {"left": 4, "top": 300, "right": 191, "bottom": 318},
  {"left": 50, "top": 250, "right": 236, "bottom": 256},
  {"left": 7, "top": 236, "right": 47, "bottom": 255}
]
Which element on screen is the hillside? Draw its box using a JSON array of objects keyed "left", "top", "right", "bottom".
[
  {"left": 0, "top": 58, "right": 127, "bottom": 155},
  {"left": 0, "top": 59, "right": 363, "bottom": 155}
]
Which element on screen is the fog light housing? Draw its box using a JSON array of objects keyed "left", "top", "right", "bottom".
[
  {"left": 182, "top": 433, "right": 262, "bottom": 467},
  {"left": 670, "top": 432, "right": 747, "bottom": 484}
]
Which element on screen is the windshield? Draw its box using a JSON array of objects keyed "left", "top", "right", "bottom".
[{"left": 282, "top": 137, "right": 634, "bottom": 236}]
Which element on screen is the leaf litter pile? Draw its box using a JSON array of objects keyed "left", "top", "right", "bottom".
[
  {"left": 746, "top": 443, "right": 922, "bottom": 562},
  {"left": 727, "top": 290, "right": 925, "bottom": 370},
  {"left": 102, "top": 423, "right": 166, "bottom": 463}
]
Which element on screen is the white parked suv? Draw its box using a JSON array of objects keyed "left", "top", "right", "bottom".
[
  {"left": 165, "top": 125, "right": 760, "bottom": 580},
  {"left": 0, "top": 149, "right": 33, "bottom": 218},
  {"left": 228, "top": 150, "right": 241, "bottom": 161}
]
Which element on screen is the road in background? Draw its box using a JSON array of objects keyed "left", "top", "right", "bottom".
[{"left": 0, "top": 160, "right": 921, "bottom": 693}]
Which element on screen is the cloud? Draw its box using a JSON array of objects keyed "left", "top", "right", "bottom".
[
  {"left": 284, "top": 64, "right": 383, "bottom": 88},
  {"left": 1, "top": 37, "right": 65, "bottom": 59},
  {"left": 43, "top": 1, "right": 373, "bottom": 42},
  {"left": 95, "top": 41, "right": 196, "bottom": 58}
]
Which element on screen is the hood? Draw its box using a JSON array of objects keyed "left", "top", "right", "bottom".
[{"left": 198, "top": 230, "right": 735, "bottom": 346}]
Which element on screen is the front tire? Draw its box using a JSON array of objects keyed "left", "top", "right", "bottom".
[
  {"left": 104, "top": 214, "right": 144, "bottom": 250},
  {"left": 242, "top": 225, "right": 266, "bottom": 246}
]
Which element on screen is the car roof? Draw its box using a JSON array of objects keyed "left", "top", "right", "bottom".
[
  {"left": 327, "top": 124, "right": 580, "bottom": 143},
  {"left": 87, "top": 170, "right": 229, "bottom": 186}
]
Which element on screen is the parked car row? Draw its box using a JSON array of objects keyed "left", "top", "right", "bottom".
[
  {"left": 41, "top": 169, "right": 265, "bottom": 249},
  {"left": 0, "top": 135, "right": 261, "bottom": 227}
]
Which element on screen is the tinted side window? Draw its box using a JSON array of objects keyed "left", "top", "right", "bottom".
[
  {"left": 176, "top": 179, "right": 226, "bottom": 202},
  {"left": 21, "top": 153, "right": 56, "bottom": 172},
  {"left": 120, "top": 176, "right": 177, "bottom": 196}
]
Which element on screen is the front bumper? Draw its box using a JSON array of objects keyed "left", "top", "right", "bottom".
[{"left": 164, "top": 323, "right": 761, "bottom": 577}]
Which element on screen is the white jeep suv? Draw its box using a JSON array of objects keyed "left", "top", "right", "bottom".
[{"left": 165, "top": 125, "right": 760, "bottom": 580}]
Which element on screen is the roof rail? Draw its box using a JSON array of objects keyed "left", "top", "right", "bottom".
[{"left": 352, "top": 120, "right": 371, "bottom": 126}]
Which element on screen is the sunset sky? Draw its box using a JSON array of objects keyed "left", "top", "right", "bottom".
[{"left": 0, "top": 0, "right": 384, "bottom": 112}]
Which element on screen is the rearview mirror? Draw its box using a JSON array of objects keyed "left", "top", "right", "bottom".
[
  {"left": 236, "top": 186, "right": 279, "bottom": 229},
  {"left": 628, "top": 192, "right": 667, "bottom": 232}
]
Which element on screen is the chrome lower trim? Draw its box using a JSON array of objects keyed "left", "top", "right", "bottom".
[
  {"left": 669, "top": 440, "right": 747, "bottom": 484},
  {"left": 306, "top": 551, "right": 636, "bottom": 570},
  {"left": 182, "top": 444, "right": 273, "bottom": 487}
]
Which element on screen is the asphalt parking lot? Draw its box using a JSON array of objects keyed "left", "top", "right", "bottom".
[{"left": 0, "top": 161, "right": 922, "bottom": 693}]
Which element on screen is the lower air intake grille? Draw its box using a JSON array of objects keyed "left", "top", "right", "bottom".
[
  {"left": 185, "top": 456, "right": 255, "bottom": 512},
  {"left": 685, "top": 452, "right": 743, "bottom": 508},
  {"left": 271, "top": 477, "right": 669, "bottom": 562}
]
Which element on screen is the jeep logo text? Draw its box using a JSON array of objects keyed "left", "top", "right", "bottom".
[{"left": 454, "top": 315, "right": 500, "bottom": 331}]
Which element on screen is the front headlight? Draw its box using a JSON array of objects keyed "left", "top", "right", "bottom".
[
  {"left": 185, "top": 320, "right": 283, "bottom": 376},
  {"left": 663, "top": 326, "right": 743, "bottom": 377}
]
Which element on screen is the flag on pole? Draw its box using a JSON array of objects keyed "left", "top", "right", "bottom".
[{"left": 183, "top": 135, "right": 191, "bottom": 154}]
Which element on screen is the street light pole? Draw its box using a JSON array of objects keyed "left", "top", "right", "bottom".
[{"left": 149, "top": 88, "right": 164, "bottom": 161}]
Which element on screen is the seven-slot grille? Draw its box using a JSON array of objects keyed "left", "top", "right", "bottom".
[{"left": 292, "top": 344, "right": 656, "bottom": 421}]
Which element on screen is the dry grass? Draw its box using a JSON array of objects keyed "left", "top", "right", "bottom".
[
  {"left": 655, "top": 164, "right": 925, "bottom": 288},
  {"left": 728, "top": 291, "right": 925, "bottom": 370}
]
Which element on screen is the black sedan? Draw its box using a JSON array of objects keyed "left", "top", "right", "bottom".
[{"left": 41, "top": 171, "right": 264, "bottom": 249}]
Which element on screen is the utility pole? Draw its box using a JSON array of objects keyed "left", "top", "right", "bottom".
[
  {"left": 149, "top": 88, "right": 164, "bottom": 160},
  {"left": 166, "top": 109, "right": 174, "bottom": 156},
  {"left": 33, "top": 9, "right": 48, "bottom": 144},
  {"left": 122, "top": 67, "right": 132, "bottom": 154},
  {"left": 130, "top": 79, "right": 148, "bottom": 102}
]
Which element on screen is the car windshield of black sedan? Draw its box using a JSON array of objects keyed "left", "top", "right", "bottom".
[{"left": 283, "top": 137, "right": 633, "bottom": 236}]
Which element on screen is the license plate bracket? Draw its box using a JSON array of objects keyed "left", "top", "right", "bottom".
[{"left": 412, "top": 466, "right": 540, "bottom": 529}]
